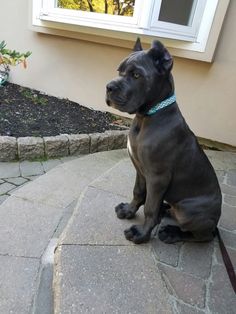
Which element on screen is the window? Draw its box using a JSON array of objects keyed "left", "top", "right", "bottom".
[
  {"left": 150, "top": 0, "right": 208, "bottom": 41},
  {"left": 57, "top": 0, "right": 135, "bottom": 16},
  {"left": 31, "top": 0, "right": 230, "bottom": 61}
]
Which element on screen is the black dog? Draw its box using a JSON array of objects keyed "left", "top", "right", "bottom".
[{"left": 106, "top": 39, "right": 222, "bottom": 245}]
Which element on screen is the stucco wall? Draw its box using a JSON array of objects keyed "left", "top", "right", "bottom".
[{"left": 0, "top": 0, "right": 235, "bottom": 146}]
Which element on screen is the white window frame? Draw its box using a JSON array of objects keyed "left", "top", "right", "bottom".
[
  {"left": 41, "top": 0, "right": 142, "bottom": 28},
  {"left": 150, "top": 0, "right": 207, "bottom": 40},
  {"left": 31, "top": 0, "right": 230, "bottom": 62}
]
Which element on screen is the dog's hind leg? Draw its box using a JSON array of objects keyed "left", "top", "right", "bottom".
[
  {"left": 157, "top": 212, "right": 190, "bottom": 243},
  {"left": 158, "top": 224, "right": 193, "bottom": 243},
  {"left": 115, "top": 171, "right": 146, "bottom": 219},
  {"left": 158, "top": 217, "right": 216, "bottom": 244}
]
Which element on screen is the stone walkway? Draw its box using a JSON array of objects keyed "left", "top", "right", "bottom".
[
  {"left": 0, "top": 157, "right": 77, "bottom": 205},
  {"left": 0, "top": 150, "right": 236, "bottom": 313}
]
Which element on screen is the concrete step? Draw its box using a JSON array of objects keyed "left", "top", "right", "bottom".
[{"left": 0, "top": 149, "right": 128, "bottom": 314}]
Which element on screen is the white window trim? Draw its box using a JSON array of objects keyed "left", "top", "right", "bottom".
[
  {"left": 149, "top": 0, "right": 207, "bottom": 40},
  {"left": 31, "top": 0, "right": 230, "bottom": 62}
]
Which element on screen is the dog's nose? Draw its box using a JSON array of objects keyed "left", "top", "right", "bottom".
[{"left": 106, "top": 82, "right": 118, "bottom": 94}]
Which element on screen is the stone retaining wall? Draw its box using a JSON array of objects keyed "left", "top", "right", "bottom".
[{"left": 0, "top": 130, "right": 128, "bottom": 161}]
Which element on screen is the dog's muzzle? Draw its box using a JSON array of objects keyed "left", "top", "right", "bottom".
[
  {"left": 106, "top": 80, "right": 125, "bottom": 107},
  {"left": 106, "top": 81, "right": 117, "bottom": 106}
]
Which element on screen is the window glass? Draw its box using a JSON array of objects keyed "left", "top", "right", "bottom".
[
  {"left": 158, "top": 0, "right": 196, "bottom": 26},
  {"left": 57, "top": 0, "right": 136, "bottom": 16}
]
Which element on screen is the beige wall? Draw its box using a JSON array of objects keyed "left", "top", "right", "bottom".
[{"left": 0, "top": 0, "right": 235, "bottom": 146}]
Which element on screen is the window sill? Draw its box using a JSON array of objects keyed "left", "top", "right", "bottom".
[{"left": 30, "top": 0, "right": 230, "bottom": 62}]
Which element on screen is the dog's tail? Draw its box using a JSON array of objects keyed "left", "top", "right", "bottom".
[{"left": 216, "top": 227, "right": 236, "bottom": 294}]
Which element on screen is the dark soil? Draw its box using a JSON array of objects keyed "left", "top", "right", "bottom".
[{"left": 0, "top": 83, "right": 130, "bottom": 137}]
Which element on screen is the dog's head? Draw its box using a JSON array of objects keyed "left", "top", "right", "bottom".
[{"left": 106, "top": 38, "right": 174, "bottom": 114}]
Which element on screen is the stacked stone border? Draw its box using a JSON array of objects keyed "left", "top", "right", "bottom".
[{"left": 0, "top": 130, "right": 129, "bottom": 161}]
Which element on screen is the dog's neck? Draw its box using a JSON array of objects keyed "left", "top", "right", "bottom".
[
  {"left": 145, "top": 94, "right": 176, "bottom": 116},
  {"left": 137, "top": 73, "right": 175, "bottom": 116}
]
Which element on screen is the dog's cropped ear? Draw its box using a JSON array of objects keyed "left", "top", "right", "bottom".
[
  {"left": 148, "top": 40, "right": 173, "bottom": 74},
  {"left": 133, "top": 37, "right": 143, "bottom": 52}
]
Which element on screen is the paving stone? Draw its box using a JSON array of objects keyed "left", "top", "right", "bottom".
[
  {"left": 89, "top": 133, "right": 100, "bottom": 153},
  {"left": 219, "top": 204, "right": 236, "bottom": 231},
  {"left": 61, "top": 186, "right": 144, "bottom": 246},
  {"left": 89, "top": 132, "right": 110, "bottom": 153},
  {"left": 205, "top": 151, "right": 236, "bottom": 171},
  {"left": 42, "top": 159, "right": 62, "bottom": 172},
  {"left": 58, "top": 150, "right": 128, "bottom": 181},
  {"left": 25, "top": 175, "right": 42, "bottom": 181},
  {"left": 8, "top": 184, "right": 27, "bottom": 195},
  {"left": 12, "top": 167, "right": 89, "bottom": 209},
  {"left": 175, "top": 302, "right": 206, "bottom": 314},
  {"left": 0, "top": 136, "right": 17, "bottom": 161},
  {"left": 17, "top": 136, "right": 44, "bottom": 160},
  {"left": 215, "top": 245, "right": 236, "bottom": 266},
  {"left": 208, "top": 264, "right": 236, "bottom": 313},
  {"left": 179, "top": 242, "right": 214, "bottom": 279},
  {"left": 44, "top": 135, "right": 69, "bottom": 158},
  {"left": 226, "top": 170, "right": 236, "bottom": 186},
  {"left": 151, "top": 237, "right": 181, "bottom": 267},
  {"left": 60, "top": 156, "right": 78, "bottom": 162},
  {"left": 215, "top": 170, "right": 225, "bottom": 184},
  {"left": 220, "top": 183, "right": 236, "bottom": 196},
  {"left": 97, "top": 132, "right": 109, "bottom": 152},
  {"left": 0, "top": 196, "right": 64, "bottom": 257},
  {"left": 54, "top": 245, "right": 173, "bottom": 314},
  {"left": 0, "top": 255, "right": 39, "bottom": 314},
  {"left": 19, "top": 161, "right": 44, "bottom": 177},
  {"left": 216, "top": 228, "right": 236, "bottom": 249},
  {"left": 0, "top": 195, "right": 8, "bottom": 204},
  {"left": 5, "top": 177, "right": 28, "bottom": 186},
  {"left": 90, "top": 158, "right": 135, "bottom": 198},
  {"left": 0, "top": 182, "right": 16, "bottom": 195},
  {"left": 105, "top": 130, "right": 128, "bottom": 150},
  {"left": 158, "top": 264, "right": 206, "bottom": 308},
  {"left": 224, "top": 194, "right": 236, "bottom": 206},
  {"left": 90, "top": 148, "right": 128, "bottom": 162},
  {"left": 0, "top": 162, "right": 20, "bottom": 179},
  {"left": 66, "top": 134, "right": 90, "bottom": 155}
]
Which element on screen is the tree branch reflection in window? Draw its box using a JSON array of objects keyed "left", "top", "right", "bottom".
[{"left": 57, "top": 0, "right": 135, "bottom": 16}]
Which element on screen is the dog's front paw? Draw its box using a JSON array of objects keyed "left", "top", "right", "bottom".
[
  {"left": 115, "top": 203, "right": 136, "bottom": 219},
  {"left": 124, "top": 225, "right": 150, "bottom": 244}
]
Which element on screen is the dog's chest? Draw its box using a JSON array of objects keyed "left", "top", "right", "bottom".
[
  {"left": 127, "top": 120, "right": 142, "bottom": 163},
  {"left": 127, "top": 136, "right": 133, "bottom": 157}
]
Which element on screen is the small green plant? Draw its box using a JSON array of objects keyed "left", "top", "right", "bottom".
[
  {"left": 0, "top": 41, "right": 31, "bottom": 85},
  {"left": 20, "top": 87, "right": 48, "bottom": 106}
]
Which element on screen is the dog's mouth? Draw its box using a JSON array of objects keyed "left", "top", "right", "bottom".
[
  {"left": 105, "top": 80, "right": 141, "bottom": 114},
  {"left": 107, "top": 99, "right": 136, "bottom": 115},
  {"left": 106, "top": 93, "right": 127, "bottom": 109},
  {"left": 106, "top": 79, "right": 131, "bottom": 110}
]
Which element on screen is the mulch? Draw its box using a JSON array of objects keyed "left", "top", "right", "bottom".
[{"left": 0, "top": 83, "right": 129, "bottom": 137}]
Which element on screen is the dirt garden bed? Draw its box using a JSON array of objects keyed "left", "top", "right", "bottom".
[{"left": 0, "top": 83, "right": 130, "bottom": 137}]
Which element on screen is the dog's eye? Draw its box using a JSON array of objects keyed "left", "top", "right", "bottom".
[{"left": 133, "top": 72, "right": 140, "bottom": 79}]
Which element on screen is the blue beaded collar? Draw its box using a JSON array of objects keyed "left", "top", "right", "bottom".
[{"left": 146, "top": 94, "right": 176, "bottom": 116}]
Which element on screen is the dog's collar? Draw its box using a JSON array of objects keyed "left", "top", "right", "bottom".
[{"left": 146, "top": 94, "right": 176, "bottom": 116}]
